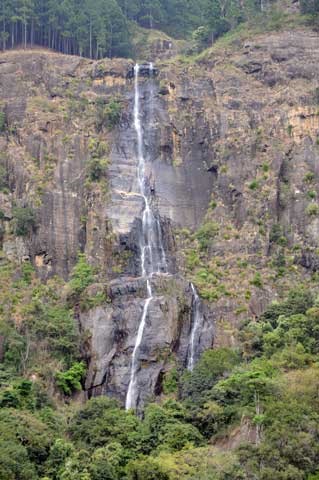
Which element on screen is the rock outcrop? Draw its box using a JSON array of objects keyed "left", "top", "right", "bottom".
[{"left": 81, "top": 275, "right": 213, "bottom": 406}]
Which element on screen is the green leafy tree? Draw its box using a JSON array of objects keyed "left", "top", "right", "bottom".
[
  {"left": 126, "top": 456, "right": 169, "bottom": 480},
  {"left": 12, "top": 206, "right": 37, "bottom": 236}
]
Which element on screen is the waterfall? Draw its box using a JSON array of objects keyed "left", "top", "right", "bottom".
[
  {"left": 187, "top": 283, "right": 204, "bottom": 371},
  {"left": 125, "top": 64, "right": 167, "bottom": 410}
]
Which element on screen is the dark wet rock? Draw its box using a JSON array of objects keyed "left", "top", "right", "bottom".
[{"left": 80, "top": 275, "right": 214, "bottom": 407}]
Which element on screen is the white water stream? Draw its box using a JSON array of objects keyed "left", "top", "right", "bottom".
[
  {"left": 125, "top": 64, "right": 167, "bottom": 410},
  {"left": 187, "top": 283, "right": 204, "bottom": 371},
  {"left": 125, "top": 64, "right": 204, "bottom": 409}
]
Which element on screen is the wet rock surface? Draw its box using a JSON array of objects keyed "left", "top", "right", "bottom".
[{"left": 80, "top": 275, "right": 214, "bottom": 406}]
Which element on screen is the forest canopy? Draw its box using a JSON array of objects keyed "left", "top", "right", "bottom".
[{"left": 0, "top": 0, "right": 269, "bottom": 59}]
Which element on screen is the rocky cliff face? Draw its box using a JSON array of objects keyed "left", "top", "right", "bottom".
[{"left": 1, "top": 27, "right": 319, "bottom": 406}]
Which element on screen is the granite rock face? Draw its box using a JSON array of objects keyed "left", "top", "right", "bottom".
[
  {"left": 2, "top": 27, "right": 319, "bottom": 406},
  {"left": 80, "top": 275, "right": 213, "bottom": 406}
]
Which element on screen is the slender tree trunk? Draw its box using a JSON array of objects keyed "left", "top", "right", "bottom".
[
  {"left": 109, "top": 24, "right": 113, "bottom": 58},
  {"left": 89, "top": 17, "right": 92, "bottom": 59},
  {"left": 2, "top": 0, "right": 5, "bottom": 51}
]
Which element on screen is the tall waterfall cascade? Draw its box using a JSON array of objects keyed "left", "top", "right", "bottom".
[
  {"left": 187, "top": 283, "right": 205, "bottom": 371},
  {"left": 125, "top": 64, "right": 205, "bottom": 410},
  {"left": 125, "top": 64, "right": 168, "bottom": 410}
]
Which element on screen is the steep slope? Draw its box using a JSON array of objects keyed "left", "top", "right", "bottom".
[{"left": 1, "top": 24, "right": 319, "bottom": 407}]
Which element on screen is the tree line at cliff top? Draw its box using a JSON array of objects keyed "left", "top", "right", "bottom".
[
  {"left": 1, "top": 0, "right": 319, "bottom": 58},
  {"left": 0, "top": 0, "right": 295, "bottom": 59}
]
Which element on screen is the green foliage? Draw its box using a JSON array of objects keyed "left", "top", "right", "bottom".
[
  {"left": 55, "top": 362, "right": 86, "bottom": 396},
  {"left": 127, "top": 456, "right": 169, "bottom": 480},
  {"left": 163, "top": 368, "right": 179, "bottom": 394},
  {"left": 195, "top": 221, "right": 219, "bottom": 250},
  {"left": 12, "top": 206, "right": 37, "bottom": 236},
  {"left": 250, "top": 272, "right": 263, "bottom": 288},
  {"left": 307, "top": 190, "right": 317, "bottom": 199},
  {"left": 0, "top": 438, "right": 37, "bottom": 479},
  {"left": 96, "top": 98, "right": 121, "bottom": 131},
  {"left": 104, "top": 101, "right": 122, "bottom": 128},
  {"left": 69, "top": 253, "right": 94, "bottom": 297},
  {"left": 249, "top": 179, "right": 259, "bottom": 190},
  {"left": 87, "top": 158, "right": 109, "bottom": 182},
  {"left": 89, "top": 447, "right": 118, "bottom": 480},
  {"left": 69, "top": 397, "right": 141, "bottom": 453},
  {"left": 21, "top": 262, "right": 35, "bottom": 285},
  {"left": 304, "top": 171, "right": 315, "bottom": 183},
  {"left": 185, "top": 249, "right": 200, "bottom": 269},
  {"left": 181, "top": 348, "right": 240, "bottom": 407},
  {"left": 0, "top": 0, "right": 131, "bottom": 59},
  {"left": 29, "top": 303, "right": 79, "bottom": 363},
  {"left": 0, "top": 111, "right": 6, "bottom": 133},
  {"left": 306, "top": 203, "right": 319, "bottom": 216},
  {"left": 45, "top": 438, "right": 75, "bottom": 479},
  {"left": 0, "top": 409, "right": 53, "bottom": 476},
  {"left": 269, "top": 223, "right": 284, "bottom": 244},
  {"left": 0, "top": 379, "right": 34, "bottom": 410},
  {"left": 159, "top": 422, "right": 203, "bottom": 451},
  {"left": 261, "top": 287, "right": 314, "bottom": 325},
  {"left": 209, "top": 360, "right": 277, "bottom": 416}
]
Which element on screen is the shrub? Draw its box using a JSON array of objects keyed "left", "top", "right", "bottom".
[
  {"left": 32, "top": 304, "right": 79, "bottom": 362},
  {"left": 22, "top": 261, "right": 35, "bottom": 285},
  {"left": 249, "top": 180, "right": 259, "bottom": 190},
  {"left": 163, "top": 368, "right": 179, "bottom": 394},
  {"left": 185, "top": 250, "right": 200, "bottom": 269},
  {"left": 250, "top": 272, "right": 263, "bottom": 288},
  {"left": 269, "top": 223, "right": 283, "bottom": 244},
  {"left": 0, "top": 110, "right": 6, "bottom": 133},
  {"left": 69, "top": 253, "right": 94, "bottom": 296},
  {"left": 104, "top": 100, "right": 121, "bottom": 128},
  {"left": 306, "top": 203, "right": 319, "bottom": 216},
  {"left": 307, "top": 190, "right": 317, "bottom": 200},
  {"left": 195, "top": 221, "right": 219, "bottom": 250},
  {"left": 55, "top": 361, "right": 86, "bottom": 396},
  {"left": 0, "top": 165, "right": 8, "bottom": 192},
  {"left": 304, "top": 172, "right": 315, "bottom": 183},
  {"left": 96, "top": 97, "right": 121, "bottom": 131},
  {"left": 12, "top": 206, "right": 37, "bottom": 236},
  {"left": 87, "top": 157, "right": 109, "bottom": 182}
]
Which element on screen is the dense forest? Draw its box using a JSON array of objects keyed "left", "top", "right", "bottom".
[
  {"left": 1, "top": 0, "right": 319, "bottom": 59},
  {"left": 0, "top": 0, "right": 275, "bottom": 58},
  {"left": 1, "top": 256, "right": 319, "bottom": 479}
]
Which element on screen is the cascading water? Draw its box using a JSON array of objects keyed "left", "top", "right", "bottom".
[
  {"left": 125, "top": 64, "right": 167, "bottom": 410},
  {"left": 187, "top": 283, "right": 204, "bottom": 371}
]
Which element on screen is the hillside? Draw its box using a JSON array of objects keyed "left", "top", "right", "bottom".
[{"left": 0, "top": 4, "right": 319, "bottom": 480}]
